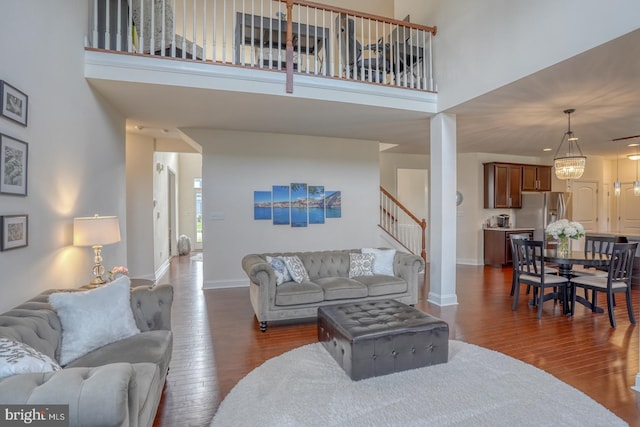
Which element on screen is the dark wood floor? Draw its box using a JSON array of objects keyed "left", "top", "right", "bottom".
[{"left": 153, "top": 254, "right": 640, "bottom": 427}]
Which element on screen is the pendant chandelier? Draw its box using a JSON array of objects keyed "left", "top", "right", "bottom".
[{"left": 554, "top": 109, "right": 586, "bottom": 180}]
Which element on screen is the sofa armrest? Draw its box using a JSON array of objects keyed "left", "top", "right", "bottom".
[
  {"left": 130, "top": 284, "right": 173, "bottom": 331},
  {"left": 0, "top": 364, "right": 139, "bottom": 427},
  {"left": 242, "top": 255, "right": 276, "bottom": 287},
  {"left": 394, "top": 252, "right": 425, "bottom": 276}
]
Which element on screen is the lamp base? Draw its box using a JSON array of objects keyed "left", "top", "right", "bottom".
[{"left": 89, "top": 276, "right": 107, "bottom": 286}]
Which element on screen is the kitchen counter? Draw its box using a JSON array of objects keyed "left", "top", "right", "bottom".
[{"left": 483, "top": 227, "right": 534, "bottom": 267}]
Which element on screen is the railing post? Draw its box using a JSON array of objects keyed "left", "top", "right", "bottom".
[
  {"left": 285, "top": 0, "right": 294, "bottom": 93},
  {"left": 420, "top": 218, "right": 427, "bottom": 263}
]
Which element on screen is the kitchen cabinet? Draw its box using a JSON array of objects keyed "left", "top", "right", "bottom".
[
  {"left": 483, "top": 228, "right": 534, "bottom": 267},
  {"left": 484, "top": 163, "right": 522, "bottom": 208},
  {"left": 522, "top": 165, "right": 552, "bottom": 191}
]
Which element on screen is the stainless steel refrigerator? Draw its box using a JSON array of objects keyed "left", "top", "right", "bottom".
[{"left": 515, "top": 192, "right": 572, "bottom": 242}]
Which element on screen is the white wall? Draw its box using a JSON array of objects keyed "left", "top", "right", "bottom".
[
  {"left": 395, "top": 0, "right": 640, "bottom": 111},
  {"left": 126, "top": 133, "right": 155, "bottom": 280},
  {"left": 0, "top": 1, "right": 127, "bottom": 312},
  {"left": 181, "top": 129, "right": 381, "bottom": 288}
]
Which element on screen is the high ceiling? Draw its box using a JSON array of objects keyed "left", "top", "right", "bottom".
[{"left": 97, "top": 28, "right": 640, "bottom": 160}]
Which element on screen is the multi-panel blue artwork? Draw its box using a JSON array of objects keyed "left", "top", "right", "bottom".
[{"left": 252, "top": 183, "right": 341, "bottom": 227}]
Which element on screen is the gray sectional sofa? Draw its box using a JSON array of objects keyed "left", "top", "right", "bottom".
[
  {"left": 0, "top": 283, "right": 173, "bottom": 427},
  {"left": 242, "top": 249, "right": 425, "bottom": 331}
]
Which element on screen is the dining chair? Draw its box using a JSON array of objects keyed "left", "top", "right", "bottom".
[
  {"left": 570, "top": 242, "right": 638, "bottom": 328},
  {"left": 509, "top": 234, "right": 558, "bottom": 296},
  {"left": 512, "top": 239, "right": 570, "bottom": 318},
  {"left": 571, "top": 234, "right": 619, "bottom": 277}
]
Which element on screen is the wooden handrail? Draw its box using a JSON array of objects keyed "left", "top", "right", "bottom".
[
  {"left": 279, "top": 0, "right": 437, "bottom": 35},
  {"left": 380, "top": 186, "right": 423, "bottom": 225},
  {"left": 379, "top": 186, "right": 427, "bottom": 262}
]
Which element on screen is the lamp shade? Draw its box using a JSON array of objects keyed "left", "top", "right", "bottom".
[{"left": 73, "top": 215, "right": 121, "bottom": 246}]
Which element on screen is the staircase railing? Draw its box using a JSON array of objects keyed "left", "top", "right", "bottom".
[{"left": 379, "top": 186, "right": 426, "bottom": 262}]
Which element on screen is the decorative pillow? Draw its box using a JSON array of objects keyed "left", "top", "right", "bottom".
[
  {"left": 349, "top": 253, "right": 375, "bottom": 278},
  {"left": 0, "top": 338, "right": 61, "bottom": 380},
  {"left": 266, "top": 256, "right": 292, "bottom": 285},
  {"left": 282, "top": 256, "right": 310, "bottom": 283},
  {"left": 48, "top": 276, "right": 140, "bottom": 365},
  {"left": 362, "top": 248, "right": 397, "bottom": 276}
]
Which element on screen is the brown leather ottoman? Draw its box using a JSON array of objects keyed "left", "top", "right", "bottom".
[{"left": 317, "top": 300, "right": 449, "bottom": 381}]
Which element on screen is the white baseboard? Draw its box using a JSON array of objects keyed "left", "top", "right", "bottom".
[
  {"left": 632, "top": 374, "right": 640, "bottom": 392},
  {"left": 203, "top": 279, "right": 248, "bottom": 289},
  {"left": 456, "top": 258, "right": 484, "bottom": 266}
]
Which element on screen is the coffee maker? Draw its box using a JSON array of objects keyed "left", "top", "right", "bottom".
[{"left": 497, "top": 214, "right": 510, "bottom": 227}]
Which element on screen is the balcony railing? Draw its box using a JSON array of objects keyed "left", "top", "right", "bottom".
[{"left": 89, "top": 0, "right": 437, "bottom": 93}]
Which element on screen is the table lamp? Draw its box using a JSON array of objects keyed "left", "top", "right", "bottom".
[{"left": 74, "top": 215, "right": 121, "bottom": 285}]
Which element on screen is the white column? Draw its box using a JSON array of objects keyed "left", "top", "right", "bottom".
[{"left": 428, "top": 113, "right": 458, "bottom": 306}]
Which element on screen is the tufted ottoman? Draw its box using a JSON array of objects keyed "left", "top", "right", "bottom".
[{"left": 317, "top": 300, "right": 448, "bottom": 380}]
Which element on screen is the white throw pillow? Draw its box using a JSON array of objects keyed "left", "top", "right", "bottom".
[
  {"left": 282, "top": 256, "right": 310, "bottom": 283},
  {"left": 266, "top": 256, "right": 292, "bottom": 285},
  {"left": 48, "top": 276, "right": 140, "bottom": 365},
  {"left": 362, "top": 248, "right": 396, "bottom": 276},
  {"left": 349, "top": 253, "right": 375, "bottom": 278},
  {"left": 0, "top": 337, "right": 61, "bottom": 380}
]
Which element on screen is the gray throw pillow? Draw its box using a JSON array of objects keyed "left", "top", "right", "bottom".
[{"left": 266, "top": 256, "right": 292, "bottom": 285}]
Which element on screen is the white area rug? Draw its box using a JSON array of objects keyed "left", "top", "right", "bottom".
[
  {"left": 190, "top": 253, "right": 202, "bottom": 262},
  {"left": 211, "top": 340, "right": 627, "bottom": 427}
]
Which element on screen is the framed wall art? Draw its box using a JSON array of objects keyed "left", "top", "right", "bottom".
[
  {"left": 0, "top": 81, "right": 28, "bottom": 126},
  {"left": 1, "top": 214, "right": 28, "bottom": 251},
  {"left": 0, "top": 134, "right": 28, "bottom": 196}
]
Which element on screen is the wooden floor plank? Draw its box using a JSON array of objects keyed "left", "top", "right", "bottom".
[{"left": 153, "top": 255, "right": 640, "bottom": 427}]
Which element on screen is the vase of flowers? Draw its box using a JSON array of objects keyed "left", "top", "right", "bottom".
[
  {"left": 108, "top": 266, "right": 129, "bottom": 282},
  {"left": 545, "top": 219, "right": 585, "bottom": 257}
]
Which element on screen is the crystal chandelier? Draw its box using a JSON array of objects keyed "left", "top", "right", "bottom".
[{"left": 554, "top": 109, "right": 586, "bottom": 180}]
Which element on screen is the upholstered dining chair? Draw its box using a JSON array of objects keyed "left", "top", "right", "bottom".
[
  {"left": 512, "top": 239, "right": 569, "bottom": 318},
  {"left": 570, "top": 242, "right": 637, "bottom": 328}
]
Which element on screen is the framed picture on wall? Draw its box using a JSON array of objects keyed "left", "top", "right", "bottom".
[
  {"left": 0, "top": 134, "right": 28, "bottom": 196},
  {"left": 0, "top": 81, "right": 28, "bottom": 126},
  {"left": 1, "top": 214, "right": 28, "bottom": 251}
]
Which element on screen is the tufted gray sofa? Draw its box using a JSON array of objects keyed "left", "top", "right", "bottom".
[
  {"left": 0, "top": 284, "right": 173, "bottom": 427},
  {"left": 242, "top": 249, "right": 425, "bottom": 332}
]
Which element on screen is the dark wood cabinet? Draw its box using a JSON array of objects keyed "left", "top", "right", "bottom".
[
  {"left": 522, "top": 165, "right": 552, "bottom": 191},
  {"left": 484, "top": 229, "right": 534, "bottom": 267},
  {"left": 484, "top": 163, "right": 522, "bottom": 208}
]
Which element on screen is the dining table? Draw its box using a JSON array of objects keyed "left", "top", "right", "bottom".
[{"left": 543, "top": 249, "right": 611, "bottom": 313}]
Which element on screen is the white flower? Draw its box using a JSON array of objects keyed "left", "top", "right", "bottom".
[{"left": 545, "top": 219, "right": 585, "bottom": 239}]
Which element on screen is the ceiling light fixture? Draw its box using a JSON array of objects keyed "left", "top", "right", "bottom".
[{"left": 553, "top": 109, "right": 586, "bottom": 180}]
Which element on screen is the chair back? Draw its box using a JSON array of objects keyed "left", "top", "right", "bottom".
[
  {"left": 608, "top": 242, "right": 638, "bottom": 285},
  {"left": 336, "top": 14, "right": 361, "bottom": 67},
  {"left": 513, "top": 239, "right": 546, "bottom": 276},
  {"left": 584, "top": 235, "right": 617, "bottom": 258}
]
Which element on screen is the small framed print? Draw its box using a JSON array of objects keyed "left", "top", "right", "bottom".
[
  {"left": 0, "top": 81, "right": 28, "bottom": 126},
  {"left": 0, "top": 134, "right": 28, "bottom": 196},
  {"left": 1, "top": 215, "right": 28, "bottom": 251}
]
